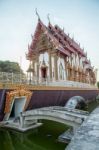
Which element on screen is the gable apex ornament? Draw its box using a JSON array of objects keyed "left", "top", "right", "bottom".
[
  {"left": 35, "top": 8, "right": 40, "bottom": 21},
  {"left": 47, "top": 13, "right": 50, "bottom": 24}
]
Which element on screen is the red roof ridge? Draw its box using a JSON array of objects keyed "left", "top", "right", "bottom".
[
  {"left": 48, "top": 23, "right": 75, "bottom": 53},
  {"left": 28, "top": 19, "right": 87, "bottom": 58},
  {"left": 54, "top": 25, "right": 86, "bottom": 57}
]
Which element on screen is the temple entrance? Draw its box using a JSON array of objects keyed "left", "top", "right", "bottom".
[
  {"left": 41, "top": 67, "right": 47, "bottom": 79},
  {"left": 10, "top": 97, "right": 26, "bottom": 119},
  {"left": 4, "top": 96, "right": 26, "bottom": 121},
  {"left": 4, "top": 88, "right": 32, "bottom": 121}
]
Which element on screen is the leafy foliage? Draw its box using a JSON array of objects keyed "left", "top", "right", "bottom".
[
  {"left": 97, "top": 81, "right": 99, "bottom": 89},
  {"left": 0, "top": 60, "right": 23, "bottom": 73}
]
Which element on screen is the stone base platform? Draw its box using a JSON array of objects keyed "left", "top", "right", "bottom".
[
  {"left": 0, "top": 120, "right": 42, "bottom": 132},
  {"left": 66, "top": 107, "right": 99, "bottom": 150},
  {"left": 58, "top": 128, "right": 74, "bottom": 143}
]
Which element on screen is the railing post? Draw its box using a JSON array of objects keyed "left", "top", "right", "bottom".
[
  {"left": 73, "top": 126, "right": 78, "bottom": 134},
  {"left": 12, "top": 72, "right": 13, "bottom": 84},
  {"left": 20, "top": 113, "right": 24, "bottom": 128},
  {"left": 2, "top": 72, "right": 3, "bottom": 83}
]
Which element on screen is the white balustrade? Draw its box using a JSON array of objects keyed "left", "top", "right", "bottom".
[{"left": 0, "top": 72, "right": 97, "bottom": 89}]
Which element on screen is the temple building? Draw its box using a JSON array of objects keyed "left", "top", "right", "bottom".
[{"left": 26, "top": 17, "right": 96, "bottom": 85}]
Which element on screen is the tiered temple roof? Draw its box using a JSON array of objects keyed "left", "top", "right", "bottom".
[
  {"left": 27, "top": 19, "right": 90, "bottom": 65},
  {"left": 26, "top": 17, "right": 97, "bottom": 85}
]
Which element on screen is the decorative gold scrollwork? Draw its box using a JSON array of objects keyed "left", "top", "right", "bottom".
[{"left": 4, "top": 86, "right": 32, "bottom": 113}]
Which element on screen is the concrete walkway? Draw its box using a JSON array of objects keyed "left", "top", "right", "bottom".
[{"left": 66, "top": 107, "right": 99, "bottom": 150}]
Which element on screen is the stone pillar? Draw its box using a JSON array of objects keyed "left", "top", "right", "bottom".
[
  {"left": 95, "top": 69, "right": 98, "bottom": 83},
  {"left": 49, "top": 52, "right": 52, "bottom": 80},
  {"left": 75, "top": 71, "right": 78, "bottom": 81},
  {"left": 70, "top": 68, "right": 73, "bottom": 81},
  {"left": 77, "top": 71, "right": 79, "bottom": 82},
  {"left": 65, "top": 57, "right": 67, "bottom": 80},
  {"left": 79, "top": 72, "right": 82, "bottom": 82},
  {"left": 36, "top": 55, "right": 39, "bottom": 82},
  {"left": 83, "top": 73, "right": 85, "bottom": 83},
  {"left": 72, "top": 69, "right": 75, "bottom": 81},
  {"left": 31, "top": 61, "right": 34, "bottom": 80},
  {"left": 54, "top": 53, "right": 58, "bottom": 80},
  {"left": 81, "top": 73, "right": 83, "bottom": 82},
  {"left": 68, "top": 68, "right": 70, "bottom": 80},
  {"left": 20, "top": 113, "right": 24, "bottom": 128}
]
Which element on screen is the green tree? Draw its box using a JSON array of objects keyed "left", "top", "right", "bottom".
[
  {"left": 0, "top": 60, "right": 24, "bottom": 73},
  {"left": 97, "top": 81, "right": 99, "bottom": 89}
]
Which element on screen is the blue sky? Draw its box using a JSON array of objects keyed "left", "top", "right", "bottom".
[{"left": 0, "top": 0, "right": 99, "bottom": 80}]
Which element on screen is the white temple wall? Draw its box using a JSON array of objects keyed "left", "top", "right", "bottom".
[
  {"left": 69, "top": 56, "right": 72, "bottom": 66},
  {"left": 81, "top": 57, "right": 86, "bottom": 70},
  {"left": 39, "top": 54, "right": 42, "bottom": 78},
  {"left": 34, "top": 62, "right": 37, "bottom": 77},
  {"left": 76, "top": 54, "right": 79, "bottom": 67},
  {"left": 74, "top": 53, "right": 76, "bottom": 66},
  {"left": 31, "top": 50, "right": 91, "bottom": 82},
  {"left": 94, "top": 69, "right": 98, "bottom": 82},
  {"left": 72, "top": 54, "right": 75, "bottom": 66},
  {"left": 75, "top": 54, "right": 79, "bottom": 67},
  {"left": 79, "top": 57, "right": 82, "bottom": 68},
  {"left": 57, "top": 57, "right": 66, "bottom": 80}
]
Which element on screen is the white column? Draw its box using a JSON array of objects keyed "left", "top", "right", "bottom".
[
  {"left": 36, "top": 55, "right": 40, "bottom": 83},
  {"left": 49, "top": 52, "right": 52, "bottom": 80},
  {"left": 54, "top": 53, "right": 58, "bottom": 80}
]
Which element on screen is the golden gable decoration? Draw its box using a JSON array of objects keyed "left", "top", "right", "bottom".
[{"left": 4, "top": 86, "right": 32, "bottom": 113}]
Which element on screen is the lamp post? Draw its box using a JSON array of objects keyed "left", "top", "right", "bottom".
[
  {"left": 27, "top": 61, "right": 34, "bottom": 85},
  {"left": 19, "top": 56, "right": 22, "bottom": 84}
]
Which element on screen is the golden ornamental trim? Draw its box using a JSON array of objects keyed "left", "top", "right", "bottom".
[{"left": 4, "top": 86, "right": 32, "bottom": 113}]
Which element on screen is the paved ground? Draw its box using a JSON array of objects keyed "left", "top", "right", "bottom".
[{"left": 66, "top": 107, "right": 99, "bottom": 150}]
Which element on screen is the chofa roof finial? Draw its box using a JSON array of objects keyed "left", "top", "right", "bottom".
[
  {"left": 47, "top": 13, "right": 50, "bottom": 24},
  {"left": 72, "top": 33, "right": 74, "bottom": 41},
  {"left": 35, "top": 8, "right": 40, "bottom": 21}
]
